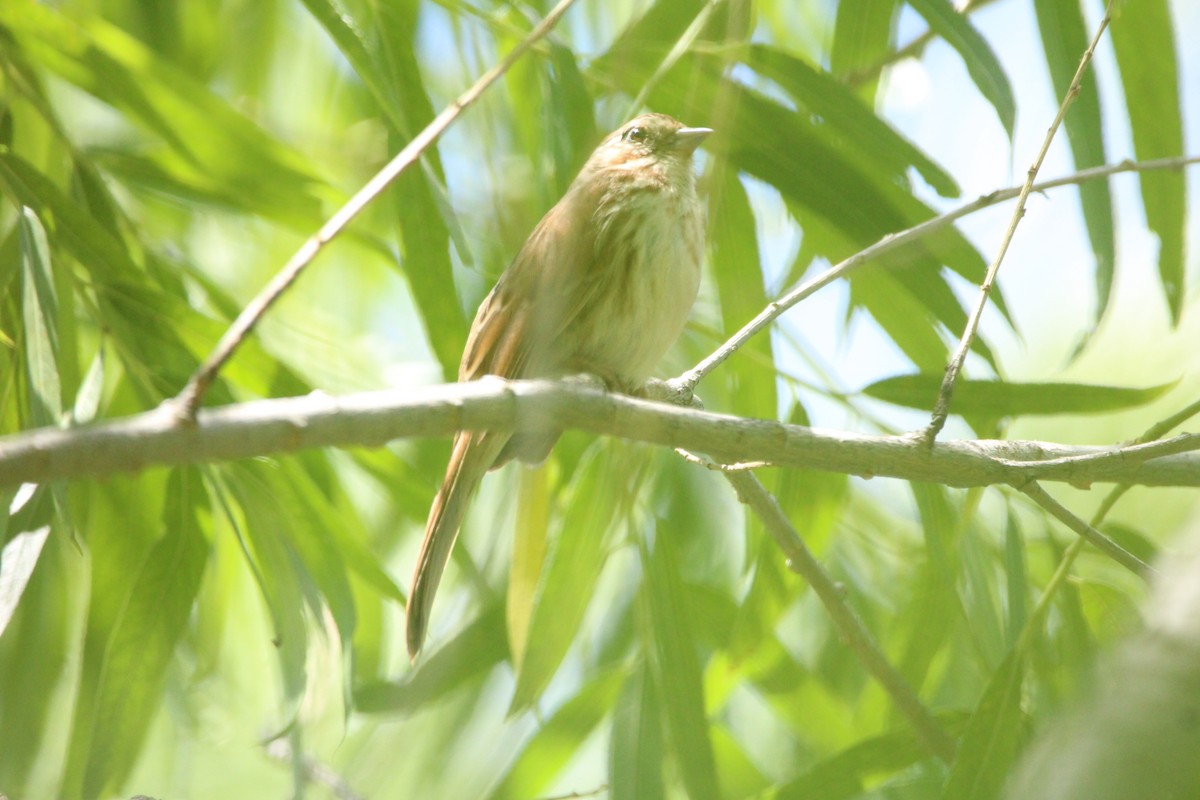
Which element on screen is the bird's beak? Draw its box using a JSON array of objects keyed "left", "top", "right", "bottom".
[{"left": 670, "top": 126, "right": 713, "bottom": 154}]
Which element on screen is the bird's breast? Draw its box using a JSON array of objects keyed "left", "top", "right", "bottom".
[{"left": 572, "top": 180, "right": 703, "bottom": 389}]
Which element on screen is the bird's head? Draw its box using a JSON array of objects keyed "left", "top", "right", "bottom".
[{"left": 584, "top": 113, "right": 712, "bottom": 186}]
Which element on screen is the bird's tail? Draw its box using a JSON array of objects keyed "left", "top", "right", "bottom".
[{"left": 406, "top": 431, "right": 499, "bottom": 659}]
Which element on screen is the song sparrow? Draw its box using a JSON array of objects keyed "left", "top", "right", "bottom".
[{"left": 407, "top": 113, "right": 711, "bottom": 657}]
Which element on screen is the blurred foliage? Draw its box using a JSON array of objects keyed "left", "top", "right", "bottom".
[{"left": 0, "top": 0, "right": 1194, "bottom": 798}]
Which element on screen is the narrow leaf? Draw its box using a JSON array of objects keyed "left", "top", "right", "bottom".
[
  {"left": 1109, "top": 0, "right": 1186, "bottom": 322},
  {"left": 609, "top": 663, "right": 666, "bottom": 800},
  {"left": 355, "top": 604, "right": 508, "bottom": 715},
  {"left": 19, "top": 207, "right": 61, "bottom": 428},
  {"left": 508, "top": 463, "right": 551, "bottom": 669},
  {"left": 939, "top": 650, "right": 1026, "bottom": 800},
  {"left": 641, "top": 525, "right": 720, "bottom": 800},
  {"left": 0, "top": 486, "right": 51, "bottom": 639},
  {"left": 81, "top": 468, "right": 209, "bottom": 797},
  {"left": 908, "top": 0, "right": 1016, "bottom": 138},
  {"left": 864, "top": 374, "right": 1175, "bottom": 416},
  {"left": 710, "top": 169, "right": 776, "bottom": 420},
  {"left": 831, "top": 0, "right": 897, "bottom": 101},
  {"left": 748, "top": 45, "right": 958, "bottom": 197},
  {"left": 1033, "top": 0, "right": 1115, "bottom": 323},
  {"left": 509, "top": 444, "right": 636, "bottom": 713},
  {"left": 489, "top": 669, "right": 624, "bottom": 800}
]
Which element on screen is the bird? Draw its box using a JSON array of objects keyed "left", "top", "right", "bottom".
[{"left": 407, "top": 113, "right": 712, "bottom": 657}]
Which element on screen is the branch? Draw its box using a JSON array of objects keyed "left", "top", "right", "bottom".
[
  {"left": 677, "top": 152, "right": 1200, "bottom": 394},
  {"left": 723, "top": 469, "right": 958, "bottom": 762},
  {"left": 170, "top": 0, "right": 582, "bottom": 418},
  {"left": 922, "top": 0, "right": 1114, "bottom": 443},
  {"left": 1017, "top": 481, "right": 1154, "bottom": 577},
  {"left": 4, "top": 380, "right": 1199, "bottom": 490}
]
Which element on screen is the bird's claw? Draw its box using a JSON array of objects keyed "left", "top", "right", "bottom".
[{"left": 641, "top": 378, "right": 703, "bottom": 409}]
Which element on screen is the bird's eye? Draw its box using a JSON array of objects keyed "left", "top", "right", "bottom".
[{"left": 623, "top": 126, "right": 647, "bottom": 143}]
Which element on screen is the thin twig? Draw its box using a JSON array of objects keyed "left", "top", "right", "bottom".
[
  {"left": 170, "top": 0, "right": 582, "bottom": 419},
  {"left": 265, "top": 738, "right": 364, "bottom": 800},
  {"left": 1026, "top": 395, "right": 1200, "bottom": 589},
  {"left": 677, "top": 152, "right": 1200, "bottom": 395},
  {"left": 535, "top": 786, "right": 608, "bottom": 800},
  {"left": 1018, "top": 481, "right": 1154, "bottom": 578},
  {"left": 674, "top": 448, "right": 773, "bottom": 471},
  {"left": 721, "top": 469, "right": 958, "bottom": 762},
  {"left": 920, "top": 0, "right": 1115, "bottom": 444},
  {"left": 1134, "top": 397, "right": 1200, "bottom": 444}
]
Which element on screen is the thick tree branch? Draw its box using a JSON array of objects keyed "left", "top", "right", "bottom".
[{"left": 3, "top": 380, "right": 1198, "bottom": 489}]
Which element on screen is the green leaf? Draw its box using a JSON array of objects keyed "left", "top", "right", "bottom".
[
  {"left": 640, "top": 524, "right": 720, "bottom": 800},
  {"left": 354, "top": 603, "right": 508, "bottom": 715},
  {"left": 907, "top": 0, "right": 1016, "bottom": 139},
  {"left": 0, "top": 485, "right": 51, "bottom": 638},
  {"left": 830, "top": 0, "right": 896, "bottom": 101},
  {"left": 0, "top": 153, "right": 142, "bottom": 285},
  {"left": 747, "top": 45, "right": 958, "bottom": 197},
  {"left": 939, "top": 650, "right": 1026, "bottom": 800},
  {"left": 18, "top": 207, "right": 62, "bottom": 428},
  {"left": 509, "top": 443, "right": 638, "bottom": 713},
  {"left": 71, "top": 345, "right": 105, "bottom": 425},
  {"left": 896, "top": 483, "right": 960, "bottom": 694},
  {"left": 80, "top": 468, "right": 209, "bottom": 797},
  {"left": 709, "top": 169, "right": 776, "bottom": 419},
  {"left": 1033, "top": 0, "right": 1115, "bottom": 324},
  {"left": 609, "top": 662, "right": 666, "bottom": 800},
  {"left": 1109, "top": 0, "right": 1186, "bottom": 322},
  {"left": 0, "top": 485, "right": 73, "bottom": 796},
  {"left": 776, "top": 721, "right": 956, "bottom": 800},
  {"left": 489, "top": 668, "right": 624, "bottom": 800},
  {"left": 1003, "top": 511, "right": 1028, "bottom": 650},
  {"left": 863, "top": 374, "right": 1175, "bottom": 417},
  {"left": 508, "top": 463, "right": 551, "bottom": 669},
  {"left": 374, "top": 1, "right": 471, "bottom": 377},
  {"left": 850, "top": 273, "right": 948, "bottom": 372},
  {"left": 4, "top": 5, "right": 327, "bottom": 228},
  {"left": 223, "top": 467, "right": 310, "bottom": 712}
]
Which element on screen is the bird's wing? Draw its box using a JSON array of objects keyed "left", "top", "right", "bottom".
[{"left": 459, "top": 185, "right": 600, "bottom": 383}]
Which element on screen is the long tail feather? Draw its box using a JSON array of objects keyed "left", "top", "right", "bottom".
[{"left": 406, "top": 431, "right": 501, "bottom": 658}]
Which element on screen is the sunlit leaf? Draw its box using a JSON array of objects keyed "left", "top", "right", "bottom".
[
  {"left": 747, "top": 45, "right": 958, "bottom": 197},
  {"left": 78, "top": 468, "right": 209, "bottom": 797},
  {"left": 830, "top": 0, "right": 896, "bottom": 101},
  {"left": 1033, "top": 0, "right": 1115, "bottom": 325},
  {"left": 509, "top": 443, "right": 640, "bottom": 713},
  {"left": 355, "top": 603, "right": 508, "bottom": 715},
  {"left": 490, "top": 668, "right": 624, "bottom": 799},
  {"left": 908, "top": 0, "right": 1016, "bottom": 138},
  {"left": 18, "top": 207, "right": 62, "bottom": 428},
  {"left": 641, "top": 524, "right": 720, "bottom": 800},
  {"left": 609, "top": 662, "right": 666, "bottom": 800},
  {"left": 709, "top": 170, "right": 776, "bottom": 419},
  {"left": 939, "top": 650, "right": 1025, "bottom": 800},
  {"left": 1109, "top": 0, "right": 1186, "bottom": 322},
  {"left": 863, "top": 374, "right": 1175, "bottom": 417},
  {"left": 3, "top": 5, "right": 327, "bottom": 228}
]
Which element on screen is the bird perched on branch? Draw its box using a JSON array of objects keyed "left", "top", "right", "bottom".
[{"left": 407, "top": 113, "right": 712, "bottom": 657}]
